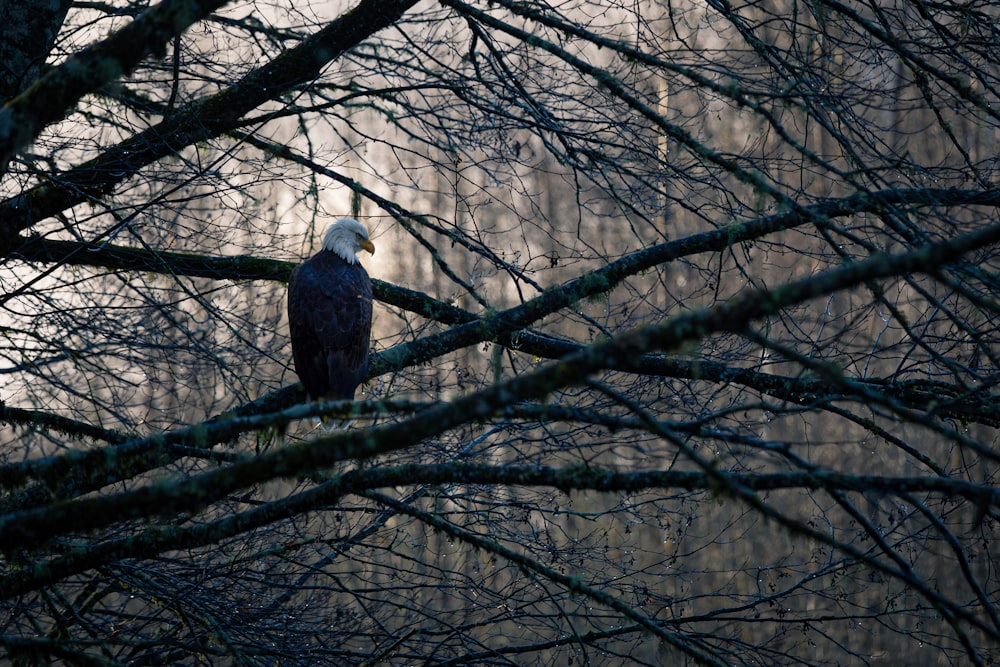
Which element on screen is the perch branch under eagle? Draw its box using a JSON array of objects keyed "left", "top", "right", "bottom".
[{"left": 287, "top": 218, "right": 374, "bottom": 401}]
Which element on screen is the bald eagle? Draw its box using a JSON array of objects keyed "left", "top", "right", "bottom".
[{"left": 287, "top": 218, "right": 375, "bottom": 401}]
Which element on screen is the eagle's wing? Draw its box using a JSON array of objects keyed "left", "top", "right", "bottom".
[{"left": 288, "top": 254, "right": 372, "bottom": 400}]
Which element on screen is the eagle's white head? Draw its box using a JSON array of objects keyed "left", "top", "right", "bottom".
[{"left": 322, "top": 218, "right": 375, "bottom": 264}]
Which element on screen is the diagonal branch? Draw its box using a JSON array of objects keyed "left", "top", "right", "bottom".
[
  {"left": 9, "top": 187, "right": 998, "bottom": 340},
  {"left": 373, "top": 187, "right": 1000, "bottom": 373},
  {"left": 4, "top": 189, "right": 1000, "bottom": 516},
  {"left": 2, "top": 462, "right": 996, "bottom": 605},
  {"left": 0, "top": 0, "right": 421, "bottom": 241},
  {"left": 0, "top": 0, "right": 233, "bottom": 170},
  {"left": 1, "top": 218, "right": 998, "bottom": 551}
]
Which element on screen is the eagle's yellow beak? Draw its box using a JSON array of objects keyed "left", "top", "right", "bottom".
[{"left": 360, "top": 239, "right": 375, "bottom": 255}]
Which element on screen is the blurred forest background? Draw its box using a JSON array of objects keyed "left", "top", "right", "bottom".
[{"left": 1, "top": 0, "right": 999, "bottom": 664}]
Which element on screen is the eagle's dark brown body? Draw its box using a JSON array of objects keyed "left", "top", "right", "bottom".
[{"left": 287, "top": 247, "right": 373, "bottom": 400}]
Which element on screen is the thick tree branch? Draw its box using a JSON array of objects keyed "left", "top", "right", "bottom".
[
  {"left": 0, "top": 0, "right": 232, "bottom": 170},
  {"left": 5, "top": 189, "right": 1000, "bottom": 517},
  {"left": 0, "top": 0, "right": 72, "bottom": 102},
  {"left": 2, "top": 462, "right": 995, "bottom": 599},
  {"left": 2, "top": 219, "right": 998, "bottom": 550},
  {"left": 9, "top": 187, "right": 997, "bottom": 338},
  {"left": 373, "top": 187, "right": 1000, "bottom": 373},
  {"left": 0, "top": 0, "right": 421, "bottom": 241},
  {"left": 0, "top": 403, "right": 128, "bottom": 447},
  {"left": 10, "top": 235, "right": 471, "bottom": 325},
  {"left": 7, "top": 350, "right": 998, "bottom": 516}
]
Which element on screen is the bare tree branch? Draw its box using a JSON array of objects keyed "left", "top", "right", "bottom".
[{"left": 0, "top": 0, "right": 232, "bottom": 170}]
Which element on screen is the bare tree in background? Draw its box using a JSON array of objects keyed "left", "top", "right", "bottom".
[{"left": 1, "top": 0, "right": 999, "bottom": 664}]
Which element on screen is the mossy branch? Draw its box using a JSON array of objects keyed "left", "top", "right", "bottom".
[
  {"left": 374, "top": 186, "right": 1000, "bottom": 374},
  {"left": 6, "top": 198, "right": 1000, "bottom": 517},
  {"left": 9, "top": 187, "right": 999, "bottom": 351},
  {"left": 2, "top": 219, "right": 998, "bottom": 551},
  {"left": 1, "top": 462, "right": 995, "bottom": 599}
]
